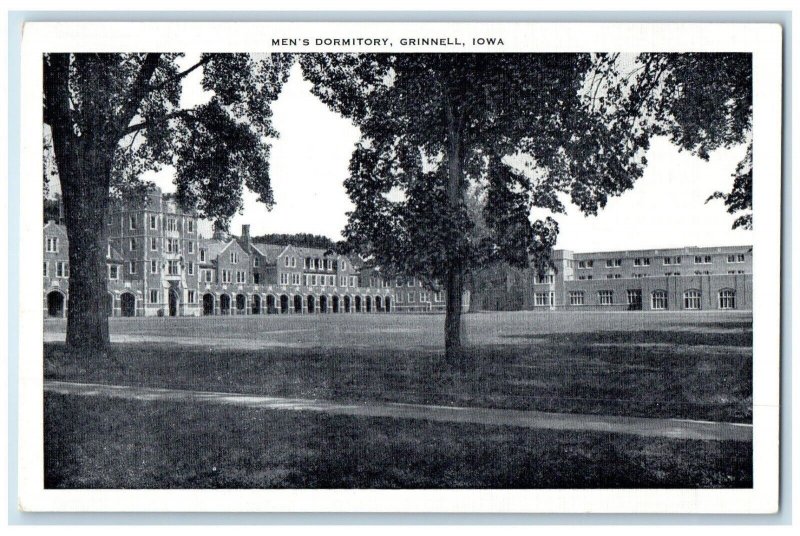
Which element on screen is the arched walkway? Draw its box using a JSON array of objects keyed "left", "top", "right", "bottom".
[
  {"left": 267, "top": 294, "right": 276, "bottom": 314},
  {"left": 47, "top": 290, "right": 65, "bottom": 318},
  {"left": 220, "top": 294, "right": 231, "bottom": 315},
  {"left": 355, "top": 296, "right": 362, "bottom": 313},
  {"left": 293, "top": 295, "right": 302, "bottom": 314},
  {"left": 344, "top": 295, "right": 351, "bottom": 313},
  {"left": 235, "top": 294, "right": 246, "bottom": 315},
  {"left": 121, "top": 292, "right": 136, "bottom": 317},
  {"left": 202, "top": 293, "right": 214, "bottom": 315},
  {"left": 366, "top": 296, "right": 372, "bottom": 313},
  {"left": 385, "top": 296, "right": 391, "bottom": 313},
  {"left": 307, "top": 295, "right": 316, "bottom": 314},
  {"left": 252, "top": 294, "right": 262, "bottom": 315},
  {"left": 280, "top": 294, "right": 290, "bottom": 314},
  {"left": 320, "top": 295, "right": 328, "bottom": 313},
  {"left": 332, "top": 295, "right": 340, "bottom": 313},
  {"left": 169, "top": 290, "right": 179, "bottom": 317},
  {"left": 375, "top": 296, "right": 383, "bottom": 312}
]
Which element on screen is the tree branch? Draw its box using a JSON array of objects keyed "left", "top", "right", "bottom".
[
  {"left": 148, "top": 55, "right": 212, "bottom": 92},
  {"left": 115, "top": 53, "right": 162, "bottom": 139},
  {"left": 121, "top": 109, "right": 198, "bottom": 136}
]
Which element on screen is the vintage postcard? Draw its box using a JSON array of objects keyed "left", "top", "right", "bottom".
[{"left": 17, "top": 21, "right": 781, "bottom": 513}]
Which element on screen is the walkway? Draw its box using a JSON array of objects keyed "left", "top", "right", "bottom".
[{"left": 45, "top": 380, "right": 752, "bottom": 442}]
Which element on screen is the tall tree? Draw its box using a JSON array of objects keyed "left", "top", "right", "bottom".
[
  {"left": 301, "top": 54, "right": 652, "bottom": 362},
  {"left": 43, "top": 53, "right": 292, "bottom": 354}
]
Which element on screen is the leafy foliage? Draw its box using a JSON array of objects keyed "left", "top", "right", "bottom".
[{"left": 301, "top": 53, "right": 650, "bottom": 286}]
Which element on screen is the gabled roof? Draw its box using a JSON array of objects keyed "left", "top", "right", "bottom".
[
  {"left": 252, "top": 243, "right": 285, "bottom": 263},
  {"left": 199, "top": 238, "right": 228, "bottom": 260},
  {"left": 43, "top": 221, "right": 68, "bottom": 236}
]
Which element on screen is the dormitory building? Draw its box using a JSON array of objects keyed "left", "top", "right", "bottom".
[{"left": 43, "top": 187, "right": 752, "bottom": 318}]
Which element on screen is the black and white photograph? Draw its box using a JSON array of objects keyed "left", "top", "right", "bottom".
[{"left": 17, "top": 21, "right": 782, "bottom": 513}]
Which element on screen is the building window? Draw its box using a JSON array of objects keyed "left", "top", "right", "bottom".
[
  {"left": 534, "top": 292, "right": 549, "bottom": 306},
  {"left": 598, "top": 290, "right": 613, "bottom": 305},
  {"left": 187, "top": 219, "right": 194, "bottom": 233},
  {"left": 281, "top": 273, "right": 289, "bottom": 285},
  {"left": 188, "top": 262, "right": 194, "bottom": 276},
  {"left": 396, "top": 293, "right": 403, "bottom": 303},
  {"left": 634, "top": 258, "right": 650, "bottom": 266},
  {"left": 230, "top": 251, "right": 239, "bottom": 263},
  {"left": 166, "top": 238, "right": 179, "bottom": 254},
  {"left": 188, "top": 290, "right": 195, "bottom": 304},
  {"left": 407, "top": 292, "right": 415, "bottom": 303},
  {"left": 605, "top": 259, "right": 622, "bottom": 268},
  {"left": 166, "top": 218, "right": 177, "bottom": 232},
  {"left": 237, "top": 271, "right": 246, "bottom": 283},
  {"left": 718, "top": 289, "right": 736, "bottom": 309},
  {"left": 350, "top": 276, "right": 357, "bottom": 287},
  {"left": 150, "top": 237, "right": 158, "bottom": 251},
  {"left": 188, "top": 241, "right": 194, "bottom": 254},
  {"left": 254, "top": 257, "right": 260, "bottom": 267},
  {"left": 149, "top": 214, "right": 157, "bottom": 229},
  {"left": 284, "top": 256, "right": 290, "bottom": 267},
  {"left": 341, "top": 261, "right": 346, "bottom": 271},
  {"left": 56, "top": 261, "right": 69, "bottom": 278},
  {"left": 663, "top": 257, "right": 672, "bottom": 265},
  {"left": 683, "top": 289, "right": 702, "bottom": 310},
  {"left": 727, "top": 254, "right": 746, "bottom": 263},
  {"left": 43, "top": 262, "right": 48, "bottom": 277},
  {"left": 626, "top": 289, "right": 643, "bottom": 309},
  {"left": 292, "top": 273, "right": 301, "bottom": 285},
  {"left": 199, "top": 249, "right": 206, "bottom": 262},
  {"left": 569, "top": 291, "right": 585, "bottom": 306},
  {"left": 311, "top": 274, "right": 317, "bottom": 286},
  {"left": 651, "top": 290, "right": 668, "bottom": 310},
  {"left": 45, "top": 237, "right": 59, "bottom": 253},
  {"left": 150, "top": 290, "right": 159, "bottom": 304},
  {"left": 129, "top": 215, "right": 137, "bottom": 230},
  {"left": 167, "top": 260, "right": 179, "bottom": 275},
  {"left": 340, "top": 275, "right": 347, "bottom": 286},
  {"left": 204, "top": 270, "right": 212, "bottom": 283},
  {"left": 129, "top": 237, "right": 137, "bottom": 251},
  {"left": 578, "top": 260, "right": 586, "bottom": 269},
  {"left": 129, "top": 261, "right": 136, "bottom": 275},
  {"left": 434, "top": 291, "right": 443, "bottom": 302},
  {"left": 535, "top": 274, "right": 554, "bottom": 285},
  {"left": 694, "top": 255, "right": 712, "bottom": 264},
  {"left": 407, "top": 279, "right": 414, "bottom": 287},
  {"left": 109, "top": 265, "right": 118, "bottom": 280},
  {"left": 222, "top": 270, "right": 231, "bottom": 284},
  {"left": 150, "top": 260, "right": 158, "bottom": 274}
]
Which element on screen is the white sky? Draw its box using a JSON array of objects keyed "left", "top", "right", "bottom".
[{"left": 122, "top": 55, "right": 751, "bottom": 251}]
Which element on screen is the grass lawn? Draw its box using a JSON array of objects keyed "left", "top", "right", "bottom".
[
  {"left": 44, "top": 311, "right": 752, "bottom": 423},
  {"left": 45, "top": 393, "right": 752, "bottom": 489}
]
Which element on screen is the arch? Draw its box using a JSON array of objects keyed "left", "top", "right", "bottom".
[
  {"left": 307, "top": 295, "right": 316, "bottom": 314},
  {"left": 252, "top": 294, "right": 262, "bottom": 315},
  {"left": 355, "top": 295, "right": 362, "bottom": 313},
  {"left": 120, "top": 292, "right": 136, "bottom": 317},
  {"left": 235, "top": 293, "right": 247, "bottom": 314},
  {"left": 169, "top": 290, "right": 179, "bottom": 317},
  {"left": 280, "top": 294, "right": 290, "bottom": 314},
  {"left": 365, "top": 295, "right": 372, "bottom": 312},
  {"left": 319, "top": 295, "right": 328, "bottom": 313},
  {"left": 344, "top": 295, "right": 351, "bottom": 313},
  {"left": 202, "top": 293, "right": 214, "bottom": 316},
  {"left": 46, "top": 290, "right": 65, "bottom": 318},
  {"left": 267, "top": 294, "right": 276, "bottom": 313},
  {"left": 293, "top": 294, "right": 302, "bottom": 313},
  {"left": 332, "top": 295, "right": 340, "bottom": 313},
  {"left": 375, "top": 295, "right": 383, "bottom": 312},
  {"left": 651, "top": 290, "right": 668, "bottom": 310},
  {"left": 220, "top": 294, "right": 231, "bottom": 315},
  {"left": 718, "top": 288, "right": 736, "bottom": 309},
  {"left": 683, "top": 289, "right": 702, "bottom": 310},
  {"left": 385, "top": 296, "right": 391, "bottom": 313}
]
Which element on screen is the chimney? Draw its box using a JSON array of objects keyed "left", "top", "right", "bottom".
[{"left": 242, "top": 224, "right": 251, "bottom": 251}]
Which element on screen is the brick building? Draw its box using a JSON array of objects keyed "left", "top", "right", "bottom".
[
  {"left": 472, "top": 246, "right": 753, "bottom": 312},
  {"left": 43, "top": 188, "right": 750, "bottom": 318}
]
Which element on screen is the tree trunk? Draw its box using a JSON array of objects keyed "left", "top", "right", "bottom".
[
  {"left": 61, "top": 152, "right": 113, "bottom": 356},
  {"left": 444, "top": 100, "right": 466, "bottom": 363}
]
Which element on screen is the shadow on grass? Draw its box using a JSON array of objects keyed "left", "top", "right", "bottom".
[
  {"left": 45, "top": 324, "right": 753, "bottom": 424},
  {"left": 502, "top": 329, "right": 752, "bottom": 347},
  {"left": 45, "top": 393, "right": 753, "bottom": 489}
]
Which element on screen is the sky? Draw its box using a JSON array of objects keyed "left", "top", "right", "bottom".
[{"left": 69, "top": 55, "right": 754, "bottom": 252}]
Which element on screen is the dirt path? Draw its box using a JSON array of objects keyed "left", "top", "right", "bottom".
[{"left": 45, "top": 380, "right": 752, "bottom": 442}]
